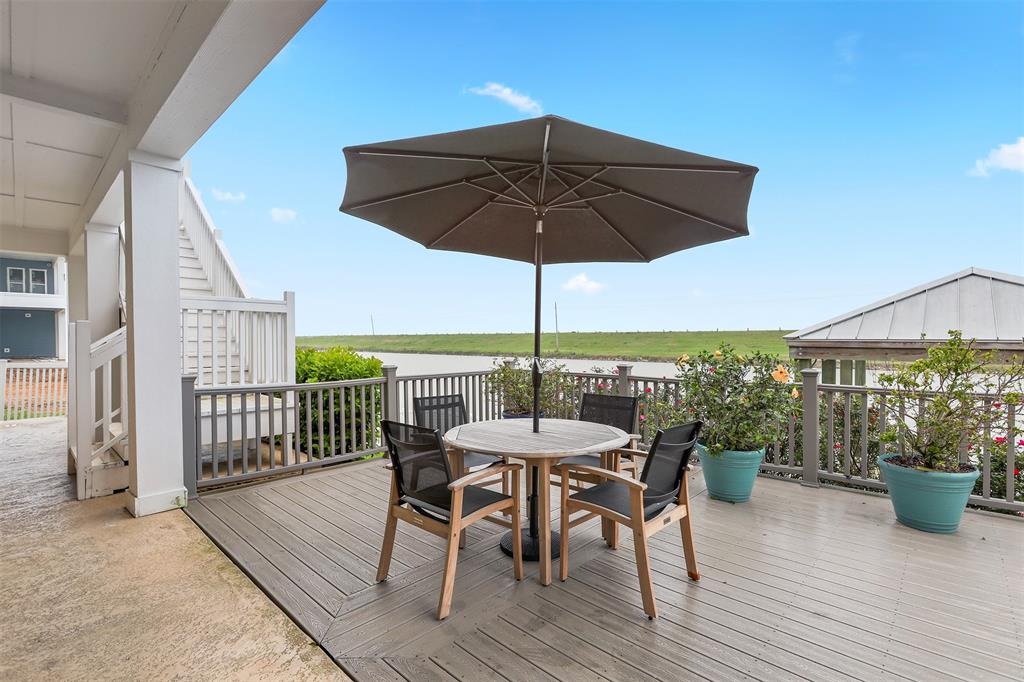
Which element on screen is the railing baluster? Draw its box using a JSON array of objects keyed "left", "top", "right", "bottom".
[
  {"left": 329, "top": 387, "right": 336, "bottom": 457},
  {"left": 843, "top": 392, "right": 852, "bottom": 476},
  {"left": 210, "top": 392, "right": 219, "bottom": 479},
  {"left": 317, "top": 388, "right": 325, "bottom": 461},
  {"left": 240, "top": 389, "right": 248, "bottom": 474},
  {"left": 860, "top": 392, "right": 869, "bottom": 478},
  {"left": 982, "top": 399, "right": 991, "bottom": 499},
  {"left": 226, "top": 392, "right": 234, "bottom": 477},
  {"left": 1007, "top": 403, "right": 1016, "bottom": 504},
  {"left": 826, "top": 390, "right": 835, "bottom": 473}
]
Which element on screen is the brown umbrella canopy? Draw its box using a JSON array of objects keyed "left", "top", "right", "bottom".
[
  {"left": 340, "top": 115, "right": 757, "bottom": 434},
  {"left": 340, "top": 115, "right": 757, "bottom": 264}
]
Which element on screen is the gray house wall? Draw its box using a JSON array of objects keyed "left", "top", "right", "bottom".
[
  {"left": 1, "top": 257, "right": 56, "bottom": 294},
  {"left": 1, "top": 309, "right": 57, "bottom": 358}
]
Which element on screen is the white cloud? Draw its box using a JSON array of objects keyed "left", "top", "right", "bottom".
[
  {"left": 270, "top": 207, "right": 297, "bottom": 223},
  {"left": 835, "top": 32, "right": 861, "bottom": 65},
  {"left": 968, "top": 137, "right": 1024, "bottom": 177},
  {"left": 211, "top": 188, "right": 246, "bottom": 203},
  {"left": 562, "top": 273, "right": 606, "bottom": 295},
  {"left": 468, "top": 82, "right": 542, "bottom": 115}
]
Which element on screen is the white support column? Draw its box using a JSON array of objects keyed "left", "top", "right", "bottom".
[
  {"left": 84, "top": 223, "right": 122, "bottom": 340},
  {"left": 123, "top": 150, "right": 185, "bottom": 517},
  {"left": 55, "top": 257, "right": 68, "bottom": 359}
]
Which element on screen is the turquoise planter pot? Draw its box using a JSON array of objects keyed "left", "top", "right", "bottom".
[
  {"left": 697, "top": 444, "right": 764, "bottom": 503},
  {"left": 879, "top": 454, "right": 980, "bottom": 534}
]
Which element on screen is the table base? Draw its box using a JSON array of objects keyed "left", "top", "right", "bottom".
[{"left": 499, "top": 528, "right": 561, "bottom": 562}]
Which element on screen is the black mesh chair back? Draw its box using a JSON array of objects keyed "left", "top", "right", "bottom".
[
  {"left": 413, "top": 394, "right": 468, "bottom": 434},
  {"left": 579, "top": 393, "right": 638, "bottom": 434},
  {"left": 640, "top": 421, "right": 703, "bottom": 508},
  {"left": 381, "top": 420, "right": 453, "bottom": 501}
]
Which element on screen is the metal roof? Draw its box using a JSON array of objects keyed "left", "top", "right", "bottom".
[{"left": 786, "top": 268, "right": 1024, "bottom": 359}]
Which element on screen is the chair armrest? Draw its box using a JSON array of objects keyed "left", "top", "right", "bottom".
[
  {"left": 554, "top": 463, "right": 647, "bottom": 491},
  {"left": 615, "top": 447, "right": 647, "bottom": 458},
  {"left": 383, "top": 462, "right": 394, "bottom": 471},
  {"left": 448, "top": 462, "right": 522, "bottom": 490}
]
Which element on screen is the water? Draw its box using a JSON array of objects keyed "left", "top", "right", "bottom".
[{"left": 358, "top": 351, "right": 680, "bottom": 379}]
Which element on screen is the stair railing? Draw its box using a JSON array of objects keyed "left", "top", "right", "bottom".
[{"left": 179, "top": 176, "right": 249, "bottom": 299}]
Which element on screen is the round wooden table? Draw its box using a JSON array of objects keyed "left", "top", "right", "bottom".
[{"left": 444, "top": 418, "right": 629, "bottom": 585}]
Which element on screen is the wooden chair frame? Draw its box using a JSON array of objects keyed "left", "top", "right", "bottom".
[
  {"left": 556, "top": 461, "right": 699, "bottom": 619},
  {"left": 377, "top": 461, "right": 524, "bottom": 620}
]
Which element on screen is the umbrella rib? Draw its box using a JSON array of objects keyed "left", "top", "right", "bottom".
[
  {"left": 537, "top": 123, "right": 551, "bottom": 205},
  {"left": 483, "top": 160, "right": 537, "bottom": 204},
  {"left": 549, "top": 188, "right": 621, "bottom": 208},
  {"left": 545, "top": 167, "right": 608, "bottom": 206},
  {"left": 551, "top": 166, "right": 746, "bottom": 235},
  {"left": 343, "top": 165, "right": 534, "bottom": 211},
  {"left": 351, "top": 148, "right": 539, "bottom": 166},
  {"left": 549, "top": 162, "right": 749, "bottom": 174},
  {"left": 428, "top": 168, "right": 541, "bottom": 247},
  {"left": 463, "top": 180, "right": 534, "bottom": 207},
  {"left": 587, "top": 203, "right": 649, "bottom": 261}
]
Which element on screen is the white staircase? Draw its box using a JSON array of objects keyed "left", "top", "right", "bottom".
[
  {"left": 179, "top": 226, "right": 215, "bottom": 298},
  {"left": 68, "top": 172, "right": 295, "bottom": 500}
]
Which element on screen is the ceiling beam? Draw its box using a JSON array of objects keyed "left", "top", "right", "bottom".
[
  {"left": 68, "top": 0, "right": 325, "bottom": 249},
  {"left": 0, "top": 72, "right": 127, "bottom": 126}
]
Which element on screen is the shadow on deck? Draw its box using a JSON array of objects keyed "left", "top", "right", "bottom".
[{"left": 186, "top": 459, "right": 1024, "bottom": 682}]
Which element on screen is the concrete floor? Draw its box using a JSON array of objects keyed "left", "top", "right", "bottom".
[{"left": 0, "top": 418, "right": 349, "bottom": 681}]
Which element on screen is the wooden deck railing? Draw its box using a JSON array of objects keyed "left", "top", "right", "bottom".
[{"left": 181, "top": 363, "right": 1023, "bottom": 513}]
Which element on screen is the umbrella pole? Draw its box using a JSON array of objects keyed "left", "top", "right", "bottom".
[{"left": 532, "top": 216, "right": 543, "bottom": 434}]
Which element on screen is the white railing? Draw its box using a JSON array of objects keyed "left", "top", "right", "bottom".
[
  {"left": 0, "top": 359, "right": 68, "bottom": 421},
  {"left": 180, "top": 294, "right": 296, "bottom": 388},
  {"left": 68, "top": 321, "right": 129, "bottom": 500},
  {"left": 180, "top": 176, "right": 249, "bottom": 299}
]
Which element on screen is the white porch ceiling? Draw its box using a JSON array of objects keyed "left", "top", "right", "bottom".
[
  {"left": 0, "top": 0, "right": 324, "bottom": 250},
  {"left": 1, "top": 0, "right": 180, "bottom": 234}
]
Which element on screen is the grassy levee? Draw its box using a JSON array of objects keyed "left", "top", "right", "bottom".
[{"left": 298, "top": 330, "right": 793, "bottom": 361}]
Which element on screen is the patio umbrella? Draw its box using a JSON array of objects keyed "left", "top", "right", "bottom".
[{"left": 340, "top": 115, "right": 757, "bottom": 433}]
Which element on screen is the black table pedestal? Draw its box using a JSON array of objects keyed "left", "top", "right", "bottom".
[{"left": 498, "top": 461, "right": 560, "bottom": 561}]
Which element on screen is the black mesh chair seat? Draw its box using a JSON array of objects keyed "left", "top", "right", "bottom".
[
  {"left": 402, "top": 484, "right": 511, "bottom": 522},
  {"left": 558, "top": 453, "right": 602, "bottom": 467},
  {"left": 571, "top": 481, "right": 675, "bottom": 521},
  {"left": 463, "top": 450, "right": 502, "bottom": 469}
]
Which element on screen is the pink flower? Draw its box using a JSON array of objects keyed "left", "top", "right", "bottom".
[
  {"left": 639, "top": 415, "right": 647, "bottom": 422},
  {"left": 597, "top": 383, "right": 606, "bottom": 390},
  {"left": 1018, "top": 439, "right": 1024, "bottom": 447},
  {"left": 994, "top": 436, "right": 1007, "bottom": 445},
  {"left": 993, "top": 402, "right": 1002, "bottom": 409},
  {"left": 644, "top": 387, "right": 652, "bottom": 393}
]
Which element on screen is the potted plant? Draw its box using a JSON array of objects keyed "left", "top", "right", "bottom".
[
  {"left": 878, "top": 331, "right": 1023, "bottom": 533},
  {"left": 489, "top": 357, "right": 573, "bottom": 419},
  {"left": 675, "top": 346, "right": 798, "bottom": 502}
]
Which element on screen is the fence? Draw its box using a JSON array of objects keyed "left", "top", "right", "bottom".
[
  {"left": 182, "top": 370, "right": 388, "bottom": 494},
  {"left": 0, "top": 360, "right": 68, "bottom": 421},
  {"left": 181, "top": 363, "right": 1023, "bottom": 514}
]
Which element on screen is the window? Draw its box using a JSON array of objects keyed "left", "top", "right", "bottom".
[
  {"left": 29, "top": 269, "right": 47, "bottom": 294},
  {"left": 6, "top": 267, "right": 25, "bottom": 293}
]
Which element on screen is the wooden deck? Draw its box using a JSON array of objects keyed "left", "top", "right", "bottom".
[{"left": 186, "top": 459, "right": 1024, "bottom": 682}]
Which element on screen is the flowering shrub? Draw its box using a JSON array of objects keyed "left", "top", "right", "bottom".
[
  {"left": 673, "top": 345, "right": 799, "bottom": 456},
  {"left": 489, "top": 357, "right": 575, "bottom": 416},
  {"left": 971, "top": 437, "right": 1024, "bottom": 502},
  {"left": 879, "top": 331, "right": 1024, "bottom": 472}
]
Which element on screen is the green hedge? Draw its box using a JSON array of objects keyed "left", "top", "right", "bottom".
[{"left": 295, "top": 347, "right": 383, "bottom": 458}]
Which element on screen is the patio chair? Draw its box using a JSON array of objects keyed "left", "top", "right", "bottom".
[
  {"left": 377, "top": 420, "right": 523, "bottom": 620},
  {"left": 552, "top": 393, "right": 641, "bottom": 495},
  {"left": 556, "top": 421, "right": 702, "bottom": 619},
  {"left": 413, "top": 394, "right": 509, "bottom": 494}
]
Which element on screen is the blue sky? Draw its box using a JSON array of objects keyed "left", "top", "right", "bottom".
[{"left": 187, "top": 1, "right": 1024, "bottom": 337}]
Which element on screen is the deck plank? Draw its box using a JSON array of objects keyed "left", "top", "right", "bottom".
[{"left": 183, "top": 460, "right": 1024, "bottom": 682}]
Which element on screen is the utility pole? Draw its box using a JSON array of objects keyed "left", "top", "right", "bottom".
[
  {"left": 370, "top": 314, "right": 375, "bottom": 336},
  {"left": 554, "top": 301, "right": 560, "bottom": 352}
]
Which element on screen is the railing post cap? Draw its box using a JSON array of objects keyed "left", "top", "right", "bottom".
[{"left": 801, "top": 368, "right": 821, "bottom": 377}]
